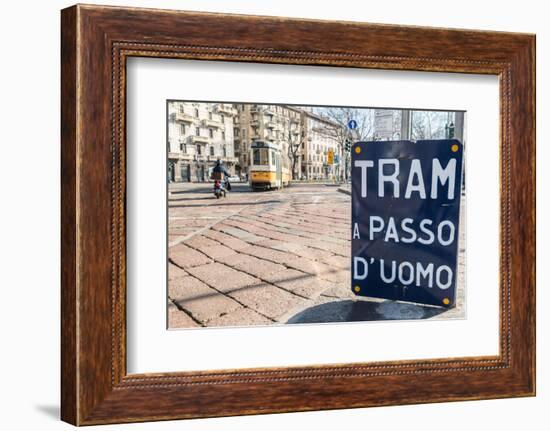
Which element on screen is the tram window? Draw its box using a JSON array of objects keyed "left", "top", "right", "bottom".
[{"left": 253, "top": 148, "right": 269, "bottom": 165}]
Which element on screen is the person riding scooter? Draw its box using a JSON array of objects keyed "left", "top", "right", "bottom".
[{"left": 212, "top": 159, "right": 231, "bottom": 193}]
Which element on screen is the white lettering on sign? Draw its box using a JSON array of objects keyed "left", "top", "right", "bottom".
[
  {"left": 361, "top": 216, "right": 456, "bottom": 246},
  {"left": 436, "top": 265, "right": 453, "bottom": 289},
  {"left": 378, "top": 159, "right": 400, "bottom": 198},
  {"left": 356, "top": 258, "right": 453, "bottom": 291},
  {"left": 355, "top": 160, "right": 374, "bottom": 198},
  {"left": 353, "top": 222, "right": 360, "bottom": 239},
  {"left": 353, "top": 257, "right": 369, "bottom": 280},
  {"left": 405, "top": 159, "right": 426, "bottom": 199},
  {"left": 353, "top": 158, "right": 457, "bottom": 200},
  {"left": 431, "top": 158, "right": 457, "bottom": 200}
]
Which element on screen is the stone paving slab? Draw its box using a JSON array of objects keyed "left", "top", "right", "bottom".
[
  {"left": 214, "top": 225, "right": 265, "bottom": 243},
  {"left": 263, "top": 269, "right": 334, "bottom": 299},
  {"left": 170, "top": 276, "right": 241, "bottom": 322},
  {"left": 168, "top": 302, "right": 200, "bottom": 328},
  {"left": 170, "top": 243, "right": 212, "bottom": 268},
  {"left": 184, "top": 235, "right": 219, "bottom": 249},
  {"left": 229, "top": 282, "right": 308, "bottom": 321},
  {"left": 203, "top": 229, "right": 250, "bottom": 250},
  {"left": 198, "top": 244, "right": 238, "bottom": 260},
  {"left": 238, "top": 244, "right": 297, "bottom": 266},
  {"left": 185, "top": 262, "right": 260, "bottom": 294},
  {"left": 216, "top": 253, "right": 287, "bottom": 279},
  {"left": 205, "top": 306, "right": 273, "bottom": 327},
  {"left": 168, "top": 263, "right": 188, "bottom": 281}
]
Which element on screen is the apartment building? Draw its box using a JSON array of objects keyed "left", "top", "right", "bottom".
[
  {"left": 167, "top": 102, "right": 238, "bottom": 182},
  {"left": 234, "top": 104, "right": 302, "bottom": 177},
  {"left": 301, "top": 111, "right": 342, "bottom": 180}
]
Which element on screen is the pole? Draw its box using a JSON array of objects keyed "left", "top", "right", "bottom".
[
  {"left": 454, "top": 112, "right": 465, "bottom": 143},
  {"left": 401, "top": 109, "right": 411, "bottom": 140}
]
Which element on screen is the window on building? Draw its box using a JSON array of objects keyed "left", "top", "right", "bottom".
[
  {"left": 179, "top": 104, "right": 184, "bottom": 113},
  {"left": 222, "top": 131, "right": 226, "bottom": 140},
  {"left": 220, "top": 115, "right": 225, "bottom": 124},
  {"left": 210, "top": 146, "right": 214, "bottom": 156},
  {"left": 242, "top": 128, "right": 247, "bottom": 138},
  {"left": 180, "top": 143, "right": 186, "bottom": 152},
  {"left": 209, "top": 129, "right": 214, "bottom": 138},
  {"left": 180, "top": 124, "right": 186, "bottom": 134},
  {"left": 194, "top": 108, "right": 199, "bottom": 117},
  {"left": 195, "top": 127, "right": 200, "bottom": 136},
  {"left": 208, "top": 112, "right": 213, "bottom": 120},
  {"left": 234, "top": 128, "right": 239, "bottom": 136},
  {"left": 223, "top": 146, "right": 227, "bottom": 157},
  {"left": 196, "top": 145, "right": 201, "bottom": 155}
]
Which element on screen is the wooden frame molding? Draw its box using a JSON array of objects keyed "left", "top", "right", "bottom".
[{"left": 61, "top": 4, "right": 535, "bottom": 425}]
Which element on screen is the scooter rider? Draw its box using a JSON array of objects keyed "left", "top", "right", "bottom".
[{"left": 212, "top": 158, "right": 231, "bottom": 192}]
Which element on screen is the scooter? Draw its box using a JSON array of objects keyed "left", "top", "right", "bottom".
[{"left": 213, "top": 180, "right": 226, "bottom": 199}]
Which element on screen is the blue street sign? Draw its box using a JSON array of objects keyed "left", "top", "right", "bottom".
[
  {"left": 351, "top": 139, "right": 463, "bottom": 308},
  {"left": 348, "top": 119, "right": 358, "bottom": 130}
]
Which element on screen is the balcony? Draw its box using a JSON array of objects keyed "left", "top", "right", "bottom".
[
  {"left": 265, "top": 121, "right": 277, "bottom": 129},
  {"left": 189, "top": 135, "right": 210, "bottom": 144},
  {"left": 202, "top": 119, "right": 222, "bottom": 128},
  {"left": 216, "top": 104, "right": 237, "bottom": 116},
  {"left": 173, "top": 112, "right": 195, "bottom": 123},
  {"left": 250, "top": 106, "right": 274, "bottom": 116}
]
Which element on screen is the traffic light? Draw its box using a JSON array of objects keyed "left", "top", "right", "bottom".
[
  {"left": 446, "top": 122, "right": 455, "bottom": 139},
  {"left": 344, "top": 139, "right": 351, "bottom": 152}
]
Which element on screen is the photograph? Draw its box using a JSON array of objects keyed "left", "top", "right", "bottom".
[
  {"left": 166, "top": 101, "right": 466, "bottom": 329},
  {"left": 1, "top": 0, "right": 541, "bottom": 428}
]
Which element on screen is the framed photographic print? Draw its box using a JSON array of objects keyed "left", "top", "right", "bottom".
[{"left": 61, "top": 4, "right": 536, "bottom": 425}]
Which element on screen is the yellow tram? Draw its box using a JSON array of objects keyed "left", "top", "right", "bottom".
[{"left": 249, "top": 141, "right": 291, "bottom": 191}]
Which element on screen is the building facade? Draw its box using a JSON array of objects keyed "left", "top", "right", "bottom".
[
  {"left": 301, "top": 112, "right": 342, "bottom": 180},
  {"left": 234, "top": 104, "right": 302, "bottom": 178},
  {"left": 167, "top": 102, "right": 238, "bottom": 182}
]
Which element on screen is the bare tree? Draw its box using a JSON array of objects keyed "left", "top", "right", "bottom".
[
  {"left": 315, "top": 107, "right": 374, "bottom": 180},
  {"left": 286, "top": 118, "right": 302, "bottom": 180},
  {"left": 411, "top": 111, "right": 449, "bottom": 140}
]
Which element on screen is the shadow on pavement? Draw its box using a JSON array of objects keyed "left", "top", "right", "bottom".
[
  {"left": 286, "top": 299, "right": 446, "bottom": 324},
  {"left": 169, "top": 184, "right": 251, "bottom": 194},
  {"left": 169, "top": 200, "right": 282, "bottom": 208}
]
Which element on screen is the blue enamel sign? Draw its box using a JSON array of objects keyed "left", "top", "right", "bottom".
[
  {"left": 351, "top": 139, "right": 463, "bottom": 308},
  {"left": 348, "top": 119, "right": 358, "bottom": 130}
]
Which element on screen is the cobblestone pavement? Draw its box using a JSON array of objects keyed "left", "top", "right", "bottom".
[{"left": 167, "top": 182, "right": 465, "bottom": 329}]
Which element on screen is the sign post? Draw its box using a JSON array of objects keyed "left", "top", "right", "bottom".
[{"left": 351, "top": 139, "right": 463, "bottom": 308}]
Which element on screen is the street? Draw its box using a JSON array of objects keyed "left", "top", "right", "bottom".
[{"left": 167, "top": 182, "right": 465, "bottom": 328}]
